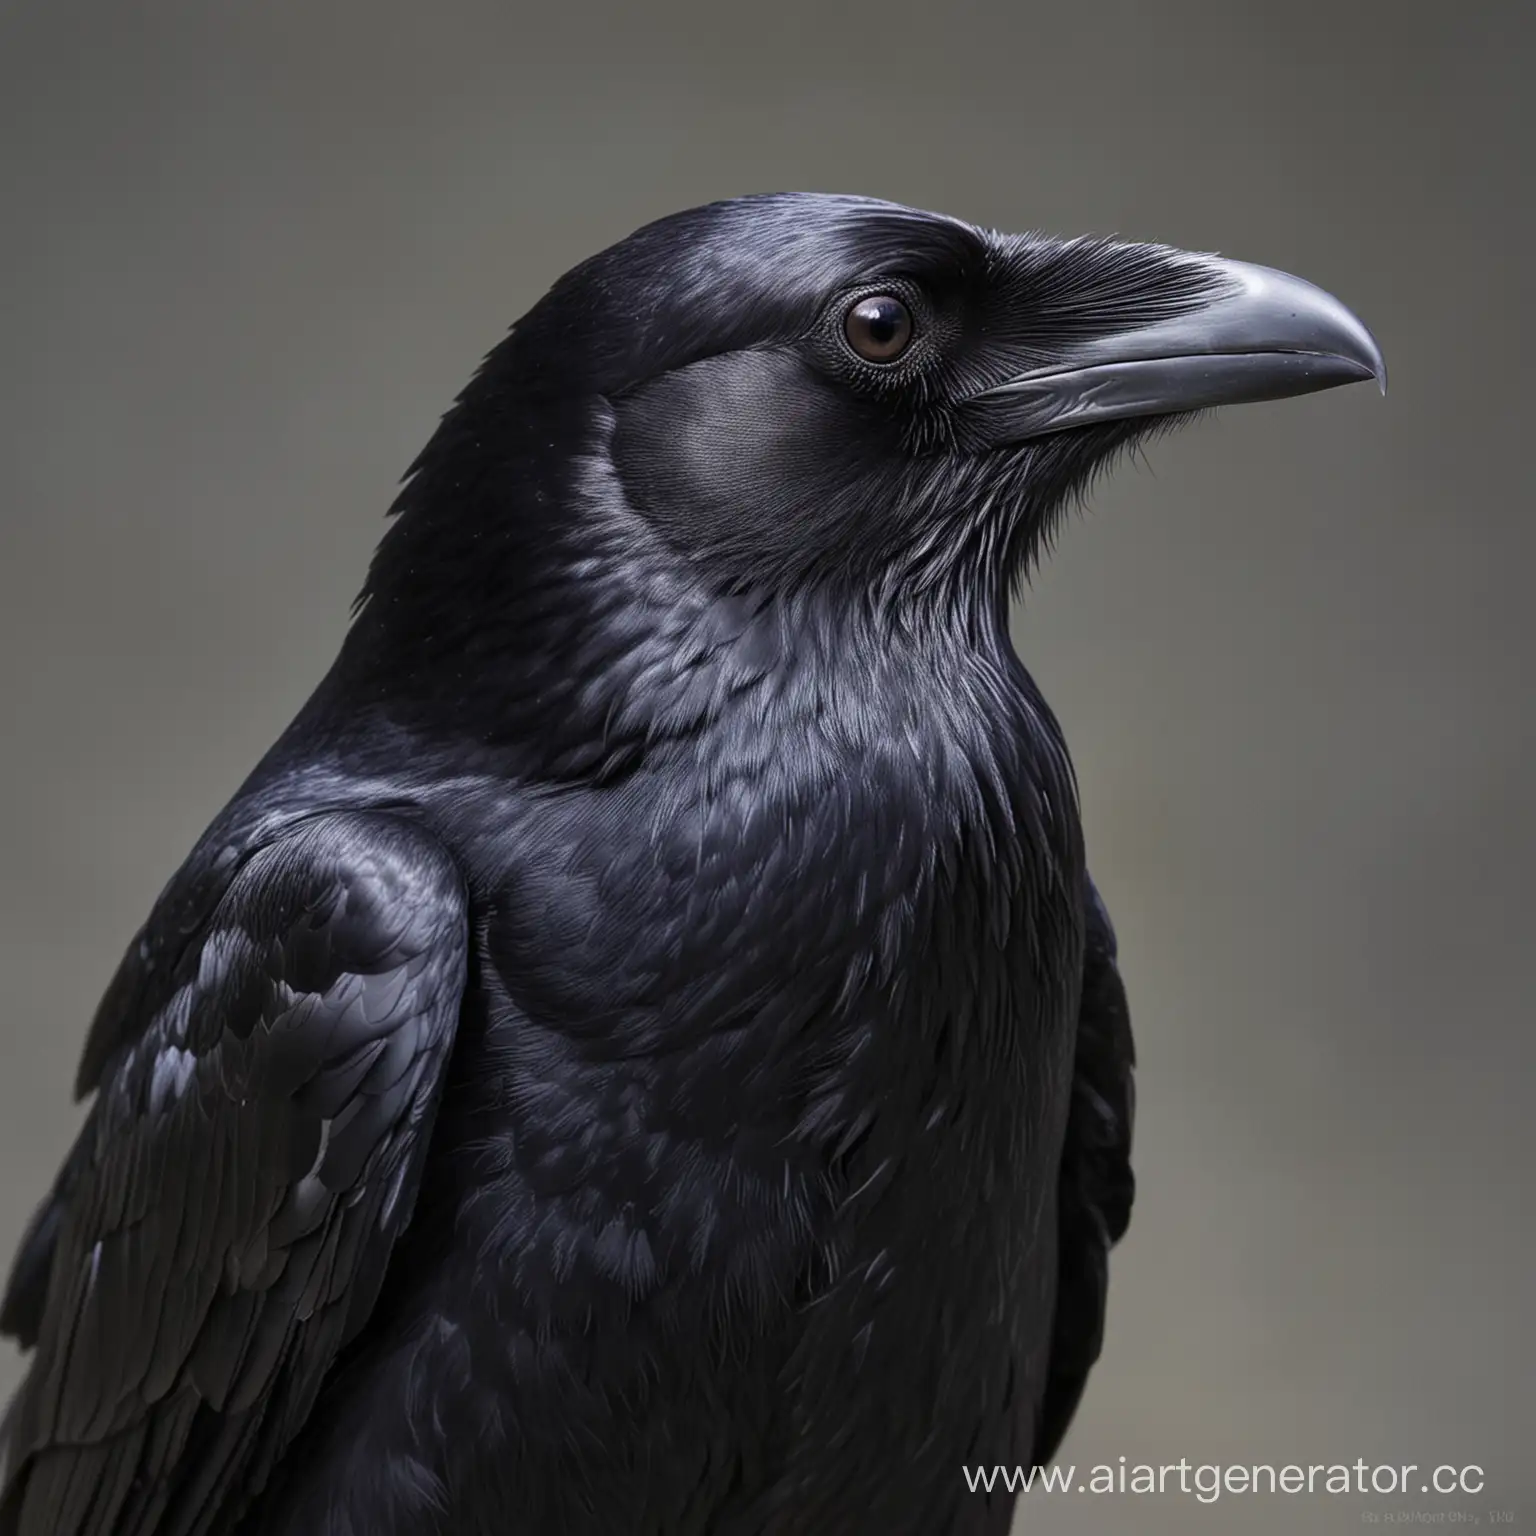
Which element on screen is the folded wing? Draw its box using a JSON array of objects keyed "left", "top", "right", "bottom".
[{"left": 0, "top": 812, "right": 468, "bottom": 1536}]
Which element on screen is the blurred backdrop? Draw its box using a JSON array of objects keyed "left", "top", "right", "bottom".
[{"left": 1, "top": 3, "right": 1530, "bottom": 1530}]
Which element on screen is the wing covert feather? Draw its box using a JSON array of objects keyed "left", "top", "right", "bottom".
[
  {"left": 1034, "top": 877, "right": 1136, "bottom": 1467},
  {"left": 0, "top": 812, "right": 467, "bottom": 1536}
]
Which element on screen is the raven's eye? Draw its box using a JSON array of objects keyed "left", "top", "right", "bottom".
[{"left": 844, "top": 295, "right": 913, "bottom": 363}]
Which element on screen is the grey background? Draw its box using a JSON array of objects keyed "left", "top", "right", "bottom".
[{"left": 1, "top": 3, "right": 1530, "bottom": 1530}]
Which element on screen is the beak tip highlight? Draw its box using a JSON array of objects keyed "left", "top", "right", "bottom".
[{"left": 1220, "top": 255, "right": 1388, "bottom": 401}]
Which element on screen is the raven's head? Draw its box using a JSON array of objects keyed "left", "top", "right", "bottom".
[
  {"left": 356, "top": 193, "right": 1382, "bottom": 711},
  {"left": 500, "top": 195, "right": 1377, "bottom": 585}
]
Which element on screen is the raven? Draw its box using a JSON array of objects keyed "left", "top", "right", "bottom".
[{"left": 0, "top": 194, "right": 1383, "bottom": 1536}]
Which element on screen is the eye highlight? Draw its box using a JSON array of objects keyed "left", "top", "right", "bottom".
[{"left": 843, "top": 294, "right": 914, "bottom": 363}]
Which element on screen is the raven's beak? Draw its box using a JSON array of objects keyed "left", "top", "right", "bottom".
[{"left": 966, "top": 254, "right": 1386, "bottom": 443}]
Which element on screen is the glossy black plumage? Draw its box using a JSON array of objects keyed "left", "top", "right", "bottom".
[
  {"left": 0, "top": 193, "right": 1381, "bottom": 1535},
  {"left": 1, "top": 815, "right": 466, "bottom": 1536}
]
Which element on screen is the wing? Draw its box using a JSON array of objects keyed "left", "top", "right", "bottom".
[
  {"left": 1034, "top": 876, "right": 1136, "bottom": 1466},
  {"left": 0, "top": 811, "right": 467, "bottom": 1536}
]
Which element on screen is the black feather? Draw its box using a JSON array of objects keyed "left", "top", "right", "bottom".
[{"left": 1, "top": 193, "right": 1165, "bottom": 1535}]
